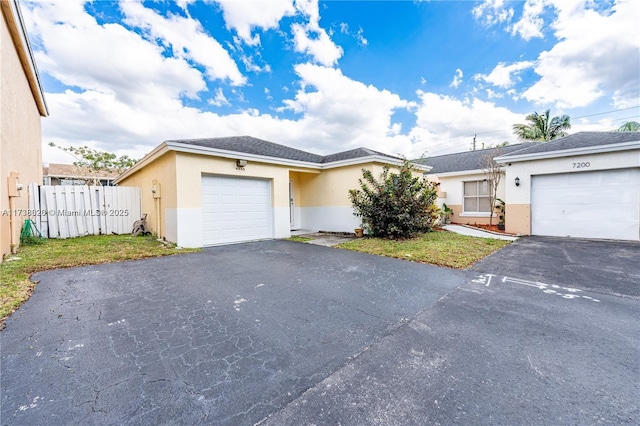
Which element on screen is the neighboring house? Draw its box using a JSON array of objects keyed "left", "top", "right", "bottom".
[
  {"left": 495, "top": 131, "right": 640, "bottom": 241},
  {"left": 422, "top": 132, "right": 640, "bottom": 242},
  {"left": 43, "top": 163, "right": 118, "bottom": 186},
  {"left": 114, "top": 136, "right": 428, "bottom": 247},
  {"left": 415, "top": 143, "right": 537, "bottom": 226},
  {"left": 1, "top": 0, "right": 48, "bottom": 260}
]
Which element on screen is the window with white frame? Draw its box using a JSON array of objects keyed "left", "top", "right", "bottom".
[{"left": 463, "top": 180, "right": 491, "bottom": 213}]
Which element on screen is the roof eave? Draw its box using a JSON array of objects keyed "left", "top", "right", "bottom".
[
  {"left": 1, "top": 0, "right": 48, "bottom": 117},
  {"left": 495, "top": 140, "right": 640, "bottom": 163},
  {"left": 166, "top": 141, "right": 324, "bottom": 169},
  {"left": 321, "top": 156, "right": 431, "bottom": 171},
  {"left": 427, "top": 168, "right": 499, "bottom": 178},
  {"left": 115, "top": 142, "right": 430, "bottom": 183},
  {"left": 113, "top": 142, "right": 170, "bottom": 184},
  {"left": 161, "top": 142, "right": 426, "bottom": 171}
]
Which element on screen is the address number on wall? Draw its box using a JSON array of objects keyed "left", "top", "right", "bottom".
[{"left": 572, "top": 162, "right": 590, "bottom": 168}]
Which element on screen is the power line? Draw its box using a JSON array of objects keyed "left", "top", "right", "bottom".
[
  {"left": 404, "top": 105, "right": 640, "bottom": 158},
  {"left": 573, "top": 105, "right": 639, "bottom": 120}
]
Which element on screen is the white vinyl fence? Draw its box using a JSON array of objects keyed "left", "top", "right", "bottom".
[{"left": 28, "top": 183, "right": 142, "bottom": 239}]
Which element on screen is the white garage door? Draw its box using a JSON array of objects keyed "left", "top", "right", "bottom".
[
  {"left": 202, "top": 175, "right": 273, "bottom": 246},
  {"left": 531, "top": 168, "right": 640, "bottom": 241}
]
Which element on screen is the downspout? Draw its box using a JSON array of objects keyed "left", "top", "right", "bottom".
[
  {"left": 152, "top": 180, "right": 161, "bottom": 239},
  {"left": 7, "top": 172, "right": 21, "bottom": 254}
]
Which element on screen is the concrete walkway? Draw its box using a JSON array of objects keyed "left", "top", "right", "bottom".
[
  {"left": 443, "top": 224, "right": 519, "bottom": 241},
  {"left": 293, "top": 226, "right": 518, "bottom": 245},
  {"left": 293, "top": 231, "right": 356, "bottom": 247}
]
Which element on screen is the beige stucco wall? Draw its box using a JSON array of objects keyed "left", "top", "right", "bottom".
[
  {"left": 122, "top": 152, "right": 323, "bottom": 246},
  {"left": 117, "top": 151, "right": 177, "bottom": 238},
  {"left": 0, "top": 10, "right": 43, "bottom": 259},
  {"left": 433, "top": 171, "right": 505, "bottom": 225},
  {"left": 297, "top": 163, "right": 373, "bottom": 207},
  {"left": 502, "top": 149, "right": 640, "bottom": 235},
  {"left": 118, "top": 153, "right": 410, "bottom": 244},
  {"left": 505, "top": 204, "right": 530, "bottom": 235},
  {"left": 175, "top": 153, "right": 295, "bottom": 209}
]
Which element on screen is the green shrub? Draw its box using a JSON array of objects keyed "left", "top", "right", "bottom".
[{"left": 348, "top": 160, "right": 438, "bottom": 239}]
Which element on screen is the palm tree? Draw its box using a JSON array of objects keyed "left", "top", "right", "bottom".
[
  {"left": 513, "top": 110, "right": 571, "bottom": 142},
  {"left": 617, "top": 121, "right": 640, "bottom": 132}
]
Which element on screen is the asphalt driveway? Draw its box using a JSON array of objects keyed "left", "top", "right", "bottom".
[
  {"left": 267, "top": 237, "right": 639, "bottom": 425},
  {"left": 1, "top": 240, "right": 469, "bottom": 425},
  {"left": 471, "top": 235, "right": 640, "bottom": 297},
  {"left": 1, "top": 236, "right": 638, "bottom": 425}
]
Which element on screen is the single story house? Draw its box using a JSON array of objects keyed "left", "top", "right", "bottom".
[
  {"left": 114, "top": 136, "right": 429, "bottom": 247},
  {"left": 43, "top": 163, "right": 118, "bottom": 186},
  {"left": 495, "top": 131, "right": 639, "bottom": 241},
  {"left": 1, "top": 0, "right": 48, "bottom": 260},
  {"left": 415, "top": 142, "right": 537, "bottom": 226},
  {"left": 424, "top": 132, "right": 639, "bottom": 242}
]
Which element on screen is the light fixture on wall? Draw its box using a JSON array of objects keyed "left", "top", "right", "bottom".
[
  {"left": 515, "top": 177, "right": 520, "bottom": 187},
  {"left": 236, "top": 159, "right": 247, "bottom": 167}
]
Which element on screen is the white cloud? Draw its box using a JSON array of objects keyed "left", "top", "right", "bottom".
[
  {"left": 37, "top": 58, "right": 419, "bottom": 162},
  {"left": 175, "top": 0, "right": 197, "bottom": 13},
  {"left": 472, "top": 0, "right": 515, "bottom": 27},
  {"left": 291, "top": 24, "right": 343, "bottom": 66},
  {"left": 449, "top": 68, "right": 463, "bottom": 88},
  {"left": 239, "top": 54, "right": 271, "bottom": 73},
  {"left": 355, "top": 28, "right": 368, "bottom": 46},
  {"left": 291, "top": 0, "right": 343, "bottom": 66},
  {"left": 509, "top": 0, "right": 546, "bottom": 40},
  {"left": 30, "top": 0, "right": 635, "bottom": 168},
  {"left": 475, "top": 61, "right": 534, "bottom": 88},
  {"left": 213, "top": 0, "right": 295, "bottom": 45},
  {"left": 338, "top": 22, "right": 368, "bottom": 46},
  {"left": 281, "top": 63, "right": 413, "bottom": 153},
  {"left": 26, "top": 1, "right": 207, "bottom": 105},
  {"left": 475, "top": 0, "right": 639, "bottom": 108},
  {"left": 522, "top": 0, "right": 639, "bottom": 108},
  {"left": 120, "top": 1, "right": 245, "bottom": 85},
  {"left": 408, "top": 91, "right": 525, "bottom": 156},
  {"left": 208, "top": 88, "right": 230, "bottom": 107},
  {"left": 486, "top": 89, "right": 503, "bottom": 99}
]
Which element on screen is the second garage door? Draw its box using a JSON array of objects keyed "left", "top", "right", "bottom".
[
  {"left": 202, "top": 175, "right": 273, "bottom": 246},
  {"left": 531, "top": 168, "right": 640, "bottom": 241}
]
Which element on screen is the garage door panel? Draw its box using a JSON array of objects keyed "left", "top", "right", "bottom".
[
  {"left": 602, "top": 169, "right": 635, "bottom": 183},
  {"left": 531, "top": 169, "right": 640, "bottom": 241},
  {"left": 202, "top": 175, "right": 273, "bottom": 246}
]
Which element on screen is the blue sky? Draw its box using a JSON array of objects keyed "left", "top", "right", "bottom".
[{"left": 21, "top": 0, "right": 639, "bottom": 163}]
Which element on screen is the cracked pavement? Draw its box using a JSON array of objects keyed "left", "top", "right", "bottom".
[
  {"left": 1, "top": 240, "right": 469, "bottom": 424},
  {"left": 2, "top": 238, "right": 638, "bottom": 425}
]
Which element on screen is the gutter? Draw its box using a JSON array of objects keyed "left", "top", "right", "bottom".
[
  {"left": 1, "top": 0, "right": 48, "bottom": 117},
  {"left": 495, "top": 141, "right": 640, "bottom": 163}
]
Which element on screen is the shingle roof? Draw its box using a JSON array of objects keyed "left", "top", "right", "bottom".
[
  {"left": 168, "top": 136, "right": 401, "bottom": 164},
  {"left": 414, "top": 143, "right": 538, "bottom": 174},
  {"left": 170, "top": 136, "right": 324, "bottom": 163},
  {"left": 321, "top": 147, "right": 401, "bottom": 163},
  {"left": 497, "top": 131, "right": 640, "bottom": 158}
]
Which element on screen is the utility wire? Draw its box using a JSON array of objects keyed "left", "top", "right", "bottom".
[{"left": 405, "top": 105, "right": 640, "bottom": 158}]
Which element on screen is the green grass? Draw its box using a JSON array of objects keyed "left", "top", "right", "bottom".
[
  {"left": 337, "top": 230, "right": 510, "bottom": 269},
  {"left": 0, "top": 235, "right": 200, "bottom": 325},
  {"left": 287, "top": 236, "right": 313, "bottom": 243}
]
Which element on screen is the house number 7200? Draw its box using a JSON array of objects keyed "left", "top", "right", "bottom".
[{"left": 572, "top": 162, "right": 590, "bottom": 168}]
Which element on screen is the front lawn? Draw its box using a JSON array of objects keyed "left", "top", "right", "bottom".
[
  {"left": 0, "top": 235, "right": 199, "bottom": 326},
  {"left": 337, "top": 230, "right": 510, "bottom": 269}
]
